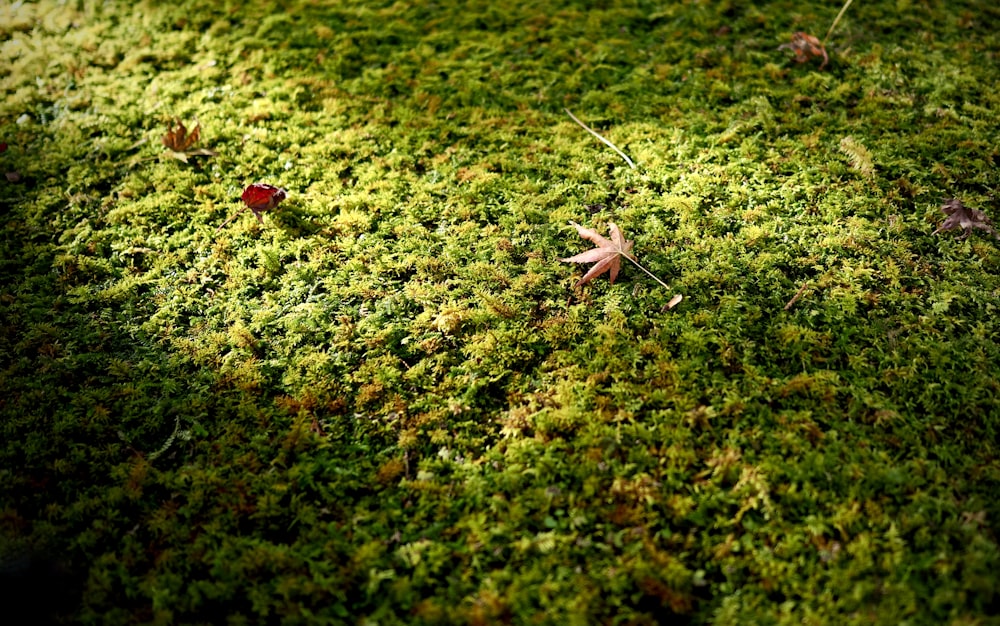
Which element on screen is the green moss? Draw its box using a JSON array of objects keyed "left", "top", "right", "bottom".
[{"left": 2, "top": 0, "right": 1000, "bottom": 624}]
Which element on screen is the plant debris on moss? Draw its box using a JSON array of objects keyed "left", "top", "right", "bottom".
[
  {"left": 778, "top": 31, "right": 829, "bottom": 69},
  {"left": 2, "top": 1, "right": 999, "bottom": 624},
  {"left": 161, "top": 118, "right": 217, "bottom": 162},
  {"left": 933, "top": 197, "right": 998, "bottom": 240}
]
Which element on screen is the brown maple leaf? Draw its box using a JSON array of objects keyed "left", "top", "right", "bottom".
[
  {"left": 561, "top": 221, "right": 677, "bottom": 302},
  {"left": 162, "top": 119, "right": 199, "bottom": 151},
  {"left": 779, "top": 32, "right": 828, "bottom": 69},
  {"left": 933, "top": 198, "right": 999, "bottom": 240},
  {"left": 161, "top": 119, "right": 218, "bottom": 162}
]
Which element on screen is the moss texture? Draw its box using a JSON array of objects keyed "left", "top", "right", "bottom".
[{"left": 1, "top": 0, "right": 999, "bottom": 624}]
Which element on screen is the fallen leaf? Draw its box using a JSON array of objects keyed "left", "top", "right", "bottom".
[
  {"left": 161, "top": 119, "right": 218, "bottom": 162},
  {"left": 561, "top": 221, "right": 678, "bottom": 303},
  {"left": 216, "top": 183, "right": 288, "bottom": 232},
  {"left": 779, "top": 32, "right": 828, "bottom": 69},
  {"left": 162, "top": 119, "right": 199, "bottom": 151},
  {"left": 662, "top": 293, "right": 683, "bottom": 311},
  {"left": 241, "top": 183, "right": 288, "bottom": 223},
  {"left": 561, "top": 221, "right": 634, "bottom": 287},
  {"left": 933, "top": 198, "right": 998, "bottom": 239}
]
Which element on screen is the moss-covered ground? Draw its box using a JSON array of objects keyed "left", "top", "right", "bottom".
[{"left": 2, "top": 1, "right": 999, "bottom": 623}]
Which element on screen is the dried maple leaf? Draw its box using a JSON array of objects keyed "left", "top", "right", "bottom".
[
  {"left": 561, "top": 221, "right": 634, "bottom": 287},
  {"left": 779, "top": 32, "right": 828, "bottom": 69},
  {"left": 933, "top": 198, "right": 999, "bottom": 240},
  {"left": 561, "top": 221, "right": 677, "bottom": 301},
  {"left": 161, "top": 119, "right": 218, "bottom": 162},
  {"left": 162, "top": 119, "right": 199, "bottom": 151}
]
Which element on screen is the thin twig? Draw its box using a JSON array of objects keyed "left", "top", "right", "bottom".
[
  {"left": 565, "top": 108, "right": 636, "bottom": 169},
  {"left": 783, "top": 281, "right": 810, "bottom": 311},
  {"left": 824, "top": 0, "right": 854, "bottom": 44}
]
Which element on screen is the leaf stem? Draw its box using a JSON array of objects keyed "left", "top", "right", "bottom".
[
  {"left": 824, "top": 0, "right": 853, "bottom": 44},
  {"left": 215, "top": 207, "right": 248, "bottom": 233},
  {"left": 624, "top": 255, "right": 671, "bottom": 290},
  {"left": 565, "top": 108, "right": 636, "bottom": 169}
]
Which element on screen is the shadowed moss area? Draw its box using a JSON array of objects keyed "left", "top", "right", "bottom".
[{"left": 2, "top": 0, "right": 999, "bottom": 623}]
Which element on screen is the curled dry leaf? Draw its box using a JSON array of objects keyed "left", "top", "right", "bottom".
[
  {"left": 662, "top": 294, "right": 683, "bottom": 311},
  {"left": 933, "top": 198, "right": 999, "bottom": 240},
  {"left": 162, "top": 120, "right": 200, "bottom": 152},
  {"left": 162, "top": 119, "right": 218, "bottom": 162},
  {"left": 779, "top": 32, "right": 828, "bottom": 69}
]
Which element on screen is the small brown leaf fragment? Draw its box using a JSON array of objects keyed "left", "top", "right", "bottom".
[
  {"left": 933, "top": 198, "right": 999, "bottom": 240},
  {"left": 561, "top": 221, "right": 635, "bottom": 287},
  {"left": 161, "top": 119, "right": 217, "bottom": 161},
  {"left": 162, "top": 119, "right": 199, "bottom": 151},
  {"left": 779, "top": 32, "right": 828, "bottom": 69}
]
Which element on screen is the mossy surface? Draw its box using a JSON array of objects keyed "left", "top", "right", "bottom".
[{"left": 2, "top": 1, "right": 999, "bottom": 623}]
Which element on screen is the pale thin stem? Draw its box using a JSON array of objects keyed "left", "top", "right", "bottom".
[
  {"left": 824, "top": 0, "right": 854, "bottom": 44},
  {"left": 565, "top": 108, "right": 636, "bottom": 169},
  {"left": 624, "top": 255, "right": 671, "bottom": 290}
]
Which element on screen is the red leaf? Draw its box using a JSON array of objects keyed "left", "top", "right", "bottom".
[
  {"left": 217, "top": 183, "right": 288, "bottom": 232},
  {"left": 241, "top": 183, "right": 287, "bottom": 222}
]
